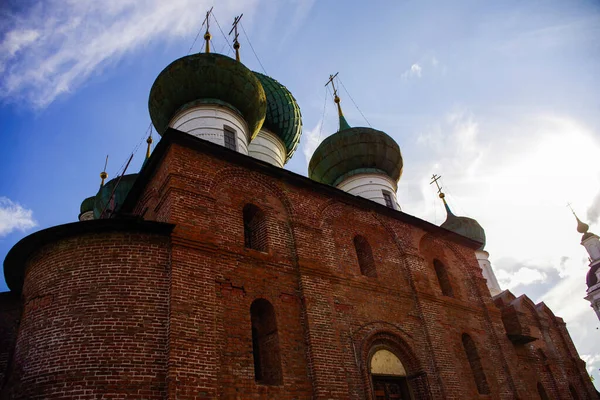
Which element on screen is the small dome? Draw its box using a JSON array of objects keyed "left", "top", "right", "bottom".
[
  {"left": 308, "top": 127, "right": 403, "bottom": 187},
  {"left": 149, "top": 53, "right": 266, "bottom": 139},
  {"left": 441, "top": 207, "right": 486, "bottom": 250},
  {"left": 79, "top": 196, "right": 95, "bottom": 217},
  {"left": 576, "top": 216, "right": 590, "bottom": 234},
  {"left": 254, "top": 72, "right": 302, "bottom": 161},
  {"left": 587, "top": 264, "right": 599, "bottom": 288},
  {"left": 93, "top": 174, "right": 139, "bottom": 219}
]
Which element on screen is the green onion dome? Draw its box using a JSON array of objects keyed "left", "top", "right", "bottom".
[
  {"left": 308, "top": 127, "right": 403, "bottom": 187},
  {"left": 93, "top": 174, "right": 139, "bottom": 219},
  {"left": 79, "top": 196, "right": 95, "bottom": 218},
  {"left": 253, "top": 72, "right": 302, "bottom": 161},
  {"left": 149, "top": 53, "right": 267, "bottom": 139},
  {"left": 440, "top": 199, "right": 486, "bottom": 250}
]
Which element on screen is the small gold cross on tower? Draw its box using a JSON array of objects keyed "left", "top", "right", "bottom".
[
  {"left": 325, "top": 72, "right": 343, "bottom": 117},
  {"left": 430, "top": 174, "right": 444, "bottom": 196},
  {"left": 228, "top": 14, "right": 243, "bottom": 62},
  {"left": 203, "top": 7, "right": 213, "bottom": 53}
]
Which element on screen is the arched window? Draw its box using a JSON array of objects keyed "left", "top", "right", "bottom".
[
  {"left": 569, "top": 384, "right": 580, "bottom": 400},
  {"left": 370, "top": 349, "right": 412, "bottom": 400},
  {"left": 462, "top": 333, "right": 490, "bottom": 395},
  {"left": 354, "top": 235, "right": 376, "bottom": 277},
  {"left": 250, "top": 299, "right": 282, "bottom": 385},
  {"left": 537, "top": 382, "right": 550, "bottom": 400},
  {"left": 243, "top": 204, "right": 268, "bottom": 252},
  {"left": 433, "top": 259, "right": 454, "bottom": 297}
]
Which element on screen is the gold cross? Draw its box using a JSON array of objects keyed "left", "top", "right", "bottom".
[
  {"left": 203, "top": 7, "right": 213, "bottom": 53},
  {"left": 325, "top": 72, "right": 340, "bottom": 97},
  {"left": 228, "top": 14, "right": 243, "bottom": 61},
  {"left": 430, "top": 174, "right": 443, "bottom": 194}
]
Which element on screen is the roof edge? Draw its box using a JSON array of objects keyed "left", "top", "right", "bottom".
[{"left": 3, "top": 218, "right": 174, "bottom": 293}]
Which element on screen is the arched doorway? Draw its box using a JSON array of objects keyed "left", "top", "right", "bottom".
[{"left": 370, "top": 349, "right": 413, "bottom": 400}]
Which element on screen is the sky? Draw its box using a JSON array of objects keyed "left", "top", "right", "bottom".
[{"left": 1, "top": 0, "right": 600, "bottom": 387}]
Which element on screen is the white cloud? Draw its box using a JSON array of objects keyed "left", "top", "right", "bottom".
[
  {"left": 587, "top": 187, "right": 600, "bottom": 224},
  {"left": 431, "top": 56, "right": 439, "bottom": 67},
  {"left": 302, "top": 120, "right": 324, "bottom": 166},
  {"left": 0, "top": 0, "right": 265, "bottom": 108},
  {"left": 0, "top": 197, "right": 37, "bottom": 237},
  {"left": 496, "top": 266, "right": 547, "bottom": 289},
  {"left": 401, "top": 63, "right": 422, "bottom": 79}
]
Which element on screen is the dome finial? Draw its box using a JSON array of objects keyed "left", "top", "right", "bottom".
[
  {"left": 568, "top": 202, "right": 589, "bottom": 234},
  {"left": 430, "top": 174, "right": 454, "bottom": 216},
  {"left": 229, "top": 14, "right": 243, "bottom": 62},
  {"left": 203, "top": 7, "right": 213, "bottom": 53},
  {"left": 325, "top": 72, "right": 351, "bottom": 131},
  {"left": 145, "top": 128, "right": 153, "bottom": 160},
  {"left": 100, "top": 155, "right": 109, "bottom": 187}
]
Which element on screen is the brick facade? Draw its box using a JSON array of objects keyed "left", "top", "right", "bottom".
[{"left": 1, "top": 130, "right": 597, "bottom": 399}]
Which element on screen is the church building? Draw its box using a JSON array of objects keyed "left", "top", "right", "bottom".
[{"left": 0, "top": 15, "right": 596, "bottom": 400}]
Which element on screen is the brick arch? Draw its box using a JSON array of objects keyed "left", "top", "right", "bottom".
[
  {"left": 318, "top": 202, "right": 402, "bottom": 279},
  {"left": 461, "top": 332, "right": 490, "bottom": 395},
  {"left": 359, "top": 329, "right": 432, "bottom": 400},
  {"left": 418, "top": 234, "right": 462, "bottom": 298},
  {"left": 208, "top": 166, "right": 295, "bottom": 218},
  {"left": 133, "top": 186, "right": 158, "bottom": 217}
]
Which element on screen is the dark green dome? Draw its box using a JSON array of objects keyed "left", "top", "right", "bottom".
[
  {"left": 93, "top": 174, "right": 139, "bottom": 219},
  {"left": 308, "top": 127, "right": 403, "bottom": 187},
  {"left": 253, "top": 72, "right": 302, "bottom": 160},
  {"left": 441, "top": 203, "right": 486, "bottom": 250},
  {"left": 79, "top": 196, "right": 95, "bottom": 217},
  {"left": 149, "top": 53, "right": 266, "bottom": 139}
]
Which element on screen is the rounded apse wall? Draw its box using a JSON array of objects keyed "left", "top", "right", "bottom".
[{"left": 5, "top": 231, "right": 170, "bottom": 399}]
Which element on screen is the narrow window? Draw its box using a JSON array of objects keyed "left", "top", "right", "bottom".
[
  {"left": 224, "top": 126, "right": 237, "bottom": 150},
  {"left": 462, "top": 334, "right": 490, "bottom": 395},
  {"left": 569, "top": 385, "right": 579, "bottom": 400},
  {"left": 433, "top": 259, "right": 454, "bottom": 297},
  {"left": 243, "top": 204, "right": 267, "bottom": 252},
  {"left": 382, "top": 190, "right": 395, "bottom": 209},
  {"left": 354, "top": 235, "right": 377, "bottom": 277},
  {"left": 251, "top": 299, "right": 282, "bottom": 385},
  {"left": 537, "top": 383, "right": 550, "bottom": 400}
]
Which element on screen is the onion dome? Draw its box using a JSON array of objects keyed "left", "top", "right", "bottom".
[
  {"left": 439, "top": 194, "right": 486, "bottom": 250},
  {"left": 79, "top": 196, "right": 95, "bottom": 219},
  {"left": 576, "top": 216, "right": 590, "bottom": 234},
  {"left": 148, "top": 53, "right": 267, "bottom": 139},
  {"left": 253, "top": 72, "right": 302, "bottom": 161},
  {"left": 569, "top": 207, "right": 598, "bottom": 241},
  {"left": 587, "top": 264, "right": 600, "bottom": 288},
  {"left": 93, "top": 174, "right": 139, "bottom": 219},
  {"left": 309, "top": 126, "right": 403, "bottom": 187}
]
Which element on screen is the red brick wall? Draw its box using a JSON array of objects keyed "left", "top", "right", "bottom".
[
  {"left": 0, "top": 292, "right": 21, "bottom": 388},
  {"left": 127, "top": 141, "right": 596, "bottom": 399},
  {"left": 2, "top": 231, "right": 170, "bottom": 400},
  {"left": 4, "top": 137, "right": 595, "bottom": 399}
]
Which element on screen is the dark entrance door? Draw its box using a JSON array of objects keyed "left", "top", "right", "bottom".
[{"left": 372, "top": 375, "right": 412, "bottom": 400}]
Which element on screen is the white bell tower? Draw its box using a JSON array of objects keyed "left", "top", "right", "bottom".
[{"left": 570, "top": 206, "right": 600, "bottom": 320}]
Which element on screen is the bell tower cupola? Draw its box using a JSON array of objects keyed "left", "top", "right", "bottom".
[{"left": 569, "top": 204, "right": 600, "bottom": 320}]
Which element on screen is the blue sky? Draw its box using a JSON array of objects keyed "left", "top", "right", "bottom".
[{"left": 2, "top": 0, "right": 600, "bottom": 385}]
